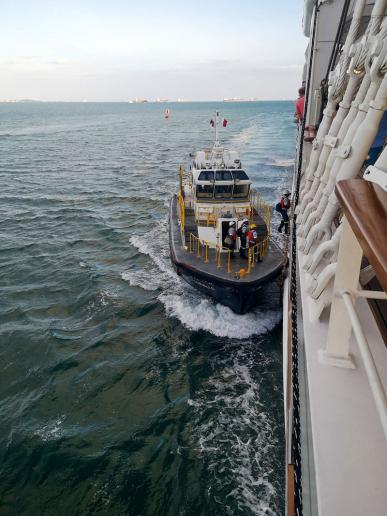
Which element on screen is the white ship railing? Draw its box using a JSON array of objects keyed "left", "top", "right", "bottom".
[{"left": 340, "top": 289, "right": 387, "bottom": 440}]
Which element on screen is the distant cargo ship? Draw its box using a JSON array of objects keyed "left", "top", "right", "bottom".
[
  {"left": 223, "top": 97, "right": 258, "bottom": 102},
  {"left": 129, "top": 98, "right": 148, "bottom": 104}
]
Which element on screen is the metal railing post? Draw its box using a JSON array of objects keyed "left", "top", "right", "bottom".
[
  {"left": 321, "top": 216, "right": 362, "bottom": 367},
  {"left": 341, "top": 291, "right": 387, "bottom": 440}
]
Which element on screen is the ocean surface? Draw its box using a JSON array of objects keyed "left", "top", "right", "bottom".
[{"left": 0, "top": 101, "right": 295, "bottom": 515}]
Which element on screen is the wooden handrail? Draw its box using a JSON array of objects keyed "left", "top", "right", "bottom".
[{"left": 335, "top": 179, "right": 387, "bottom": 292}]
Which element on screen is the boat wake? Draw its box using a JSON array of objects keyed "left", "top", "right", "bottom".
[
  {"left": 187, "top": 341, "right": 282, "bottom": 515},
  {"left": 122, "top": 218, "right": 281, "bottom": 339},
  {"left": 270, "top": 158, "right": 295, "bottom": 167},
  {"left": 229, "top": 125, "right": 256, "bottom": 147}
]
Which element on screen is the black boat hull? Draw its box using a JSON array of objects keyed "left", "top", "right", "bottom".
[{"left": 172, "top": 259, "right": 281, "bottom": 313}]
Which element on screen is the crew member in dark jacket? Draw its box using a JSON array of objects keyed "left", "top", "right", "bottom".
[
  {"left": 278, "top": 190, "right": 291, "bottom": 234},
  {"left": 237, "top": 219, "right": 249, "bottom": 259}
]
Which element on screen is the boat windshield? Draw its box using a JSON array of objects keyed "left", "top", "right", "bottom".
[
  {"left": 233, "top": 184, "right": 250, "bottom": 198},
  {"left": 198, "top": 170, "right": 214, "bottom": 181},
  {"left": 232, "top": 170, "right": 249, "bottom": 180},
  {"left": 214, "top": 184, "right": 233, "bottom": 198},
  {"left": 196, "top": 184, "right": 214, "bottom": 198},
  {"left": 215, "top": 170, "right": 233, "bottom": 181}
]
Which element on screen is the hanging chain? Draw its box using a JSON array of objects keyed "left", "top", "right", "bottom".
[{"left": 289, "top": 3, "right": 319, "bottom": 515}]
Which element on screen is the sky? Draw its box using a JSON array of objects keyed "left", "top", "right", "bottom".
[{"left": 0, "top": 0, "right": 308, "bottom": 101}]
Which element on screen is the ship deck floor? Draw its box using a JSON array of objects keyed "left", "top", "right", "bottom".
[{"left": 294, "top": 246, "right": 387, "bottom": 516}]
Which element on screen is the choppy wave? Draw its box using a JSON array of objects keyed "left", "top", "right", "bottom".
[
  {"left": 33, "top": 415, "right": 66, "bottom": 442},
  {"left": 187, "top": 341, "right": 282, "bottom": 515},
  {"left": 0, "top": 101, "right": 292, "bottom": 514}
]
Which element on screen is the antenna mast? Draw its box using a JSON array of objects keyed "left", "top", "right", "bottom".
[{"left": 214, "top": 110, "right": 220, "bottom": 146}]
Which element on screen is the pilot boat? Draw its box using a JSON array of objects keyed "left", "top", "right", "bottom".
[{"left": 169, "top": 112, "right": 285, "bottom": 314}]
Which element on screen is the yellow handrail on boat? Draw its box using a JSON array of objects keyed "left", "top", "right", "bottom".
[
  {"left": 248, "top": 189, "right": 271, "bottom": 261},
  {"left": 181, "top": 186, "right": 272, "bottom": 276},
  {"left": 189, "top": 232, "right": 269, "bottom": 276},
  {"left": 177, "top": 191, "right": 185, "bottom": 235},
  {"left": 216, "top": 246, "right": 231, "bottom": 273},
  {"left": 197, "top": 207, "right": 218, "bottom": 227},
  {"left": 246, "top": 236, "right": 270, "bottom": 273},
  {"left": 189, "top": 233, "right": 231, "bottom": 272},
  {"left": 179, "top": 165, "right": 184, "bottom": 196}
]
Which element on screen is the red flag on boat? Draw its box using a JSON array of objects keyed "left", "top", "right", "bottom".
[
  {"left": 210, "top": 119, "right": 215, "bottom": 127},
  {"left": 223, "top": 119, "right": 228, "bottom": 127}
]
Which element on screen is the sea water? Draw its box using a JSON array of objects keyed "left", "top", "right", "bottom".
[{"left": 0, "top": 101, "right": 295, "bottom": 515}]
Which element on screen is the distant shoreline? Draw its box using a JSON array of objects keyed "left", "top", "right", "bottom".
[{"left": 0, "top": 99, "right": 294, "bottom": 104}]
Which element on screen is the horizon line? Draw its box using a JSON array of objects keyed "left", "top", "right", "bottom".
[{"left": 0, "top": 99, "right": 295, "bottom": 104}]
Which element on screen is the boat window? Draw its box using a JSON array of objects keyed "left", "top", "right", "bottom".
[
  {"left": 198, "top": 170, "right": 214, "bottom": 181},
  {"left": 196, "top": 184, "right": 214, "bottom": 198},
  {"left": 215, "top": 170, "right": 233, "bottom": 181},
  {"left": 214, "top": 184, "right": 233, "bottom": 198},
  {"left": 232, "top": 170, "right": 249, "bottom": 180},
  {"left": 233, "top": 184, "right": 250, "bottom": 198}
]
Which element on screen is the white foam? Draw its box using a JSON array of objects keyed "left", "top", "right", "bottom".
[
  {"left": 122, "top": 217, "right": 282, "bottom": 339},
  {"left": 271, "top": 158, "right": 294, "bottom": 167},
  {"left": 121, "top": 269, "right": 160, "bottom": 291},
  {"left": 187, "top": 345, "right": 282, "bottom": 514},
  {"left": 230, "top": 125, "right": 255, "bottom": 146},
  {"left": 33, "top": 415, "right": 66, "bottom": 441},
  {"left": 160, "top": 293, "right": 281, "bottom": 339}
]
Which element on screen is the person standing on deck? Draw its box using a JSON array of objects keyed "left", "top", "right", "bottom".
[
  {"left": 277, "top": 190, "right": 291, "bottom": 234},
  {"left": 224, "top": 221, "right": 237, "bottom": 257},
  {"left": 247, "top": 224, "right": 262, "bottom": 262},
  {"left": 237, "top": 219, "right": 249, "bottom": 259},
  {"left": 294, "top": 87, "right": 305, "bottom": 122}
]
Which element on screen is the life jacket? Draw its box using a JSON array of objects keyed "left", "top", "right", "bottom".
[
  {"left": 239, "top": 225, "right": 248, "bottom": 247},
  {"left": 247, "top": 230, "right": 258, "bottom": 244},
  {"left": 281, "top": 196, "right": 290, "bottom": 210},
  {"left": 228, "top": 227, "right": 237, "bottom": 240}
]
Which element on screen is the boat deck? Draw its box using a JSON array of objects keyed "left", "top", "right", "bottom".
[
  {"left": 183, "top": 207, "right": 268, "bottom": 245},
  {"left": 170, "top": 196, "right": 285, "bottom": 285}
]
